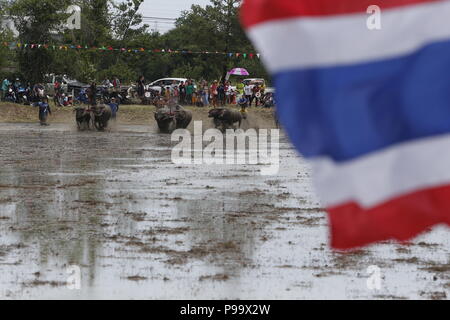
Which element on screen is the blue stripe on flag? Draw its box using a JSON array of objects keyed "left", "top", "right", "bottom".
[{"left": 275, "top": 39, "right": 450, "bottom": 162}]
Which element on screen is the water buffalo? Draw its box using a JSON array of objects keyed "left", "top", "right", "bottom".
[
  {"left": 174, "top": 107, "right": 192, "bottom": 129},
  {"left": 155, "top": 109, "right": 177, "bottom": 133},
  {"left": 91, "top": 105, "right": 111, "bottom": 131},
  {"left": 208, "top": 108, "right": 242, "bottom": 131},
  {"left": 208, "top": 108, "right": 224, "bottom": 129},
  {"left": 74, "top": 107, "right": 91, "bottom": 130}
]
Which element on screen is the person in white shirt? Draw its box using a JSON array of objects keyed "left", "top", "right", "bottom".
[{"left": 244, "top": 84, "right": 252, "bottom": 103}]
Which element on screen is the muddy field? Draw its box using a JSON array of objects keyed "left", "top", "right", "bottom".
[{"left": 0, "top": 112, "right": 448, "bottom": 299}]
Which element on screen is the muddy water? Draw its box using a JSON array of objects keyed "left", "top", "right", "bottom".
[{"left": 0, "top": 123, "right": 448, "bottom": 300}]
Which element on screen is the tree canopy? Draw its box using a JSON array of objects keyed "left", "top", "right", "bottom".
[{"left": 0, "top": 0, "right": 268, "bottom": 84}]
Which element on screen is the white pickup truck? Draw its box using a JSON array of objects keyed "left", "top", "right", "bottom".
[
  {"left": 243, "top": 78, "right": 275, "bottom": 93},
  {"left": 44, "top": 74, "right": 87, "bottom": 96},
  {"left": 148, "top": 78, "right": 196, "bottom": 94}
]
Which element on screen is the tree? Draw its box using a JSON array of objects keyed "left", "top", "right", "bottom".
[
  {"left": 0, "top": 0, "right": 16, "bottom": 78},
  {"left": 150, "top": 0, "right": 268, "bottom": 83},
  {"left": 111, "top": 0, "right": 147, "bottom": 42},
  {"left": 3, "top": 0, "right": 268, "bottom": 85},
  {"left": 59, "top": 0, "right": 148, "bottom": 83},
  {"left": 8, "top": 0, "right": 72, "bottom": 83},
  {"left": 209, "top": 0, "right": 243, "bottom": 80}
]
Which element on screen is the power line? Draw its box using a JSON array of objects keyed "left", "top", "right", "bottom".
[
  {"left": 141, "top": 16, "right": 177, "bottom": 21},
  {"left": 143, "top": 21, "right": 175, "bottom": 25}
]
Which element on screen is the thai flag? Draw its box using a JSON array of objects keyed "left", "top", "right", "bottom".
[{"left": 241, "top": 0, "right": 450, "bottom": 249}]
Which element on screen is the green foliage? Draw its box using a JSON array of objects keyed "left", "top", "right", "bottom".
[
  {"left": 4, "top": 0, "right": 269, "bottom": 84},
  {"left": 97, "top": 61, "right": 137, "bottom": 82},
  {"left": 112, "top": 0, "right": 147, "bottom": 41},
  {"left": 74, "top": 0, "right": 111, "bottom": 46},
  {"left": 1, "top": 3, "right": 17, "bottom": 78},
  {"left": 137, "top": 0, "right": 269, "bottom": 83},
  {"left": 8, "top": 0, "right": 72, "bottom": 82}
]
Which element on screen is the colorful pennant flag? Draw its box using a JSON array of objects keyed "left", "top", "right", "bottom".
[{"left": 0, "top": 41, "right": 260, "bottom": 59}]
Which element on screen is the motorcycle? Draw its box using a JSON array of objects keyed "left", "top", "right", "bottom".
[
  {"left": 16, "top": 87, "right": 30, "bottom": 104},
  {"left": 4, "top": 88, "right": 16, "bottom": 103},
  {"left": 262, "top": 92, "right": 276, "bottom": 108}
]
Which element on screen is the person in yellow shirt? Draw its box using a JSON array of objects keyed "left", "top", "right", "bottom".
[{"left": 236, "top": 81, "right": 244, "bottom": 95}]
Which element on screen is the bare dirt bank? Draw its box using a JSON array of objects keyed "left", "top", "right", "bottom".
[{"left": 0, "top": 102, "right": 277, "bottom": 129}]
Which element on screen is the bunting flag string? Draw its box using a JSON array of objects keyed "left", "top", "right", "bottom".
[{"left": 1, "top": 41, "right": 260, "bottom": 59}]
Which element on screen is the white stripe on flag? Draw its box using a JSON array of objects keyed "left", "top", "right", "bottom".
[
  {"left": 311, "top": 133, "right": 450, "bottom": 208},
  {"left": 246, "top": 1, "right": 450, "bottom": 72}
]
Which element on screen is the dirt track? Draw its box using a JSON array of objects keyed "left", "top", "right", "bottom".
[{"left": 0, "top": 108, "right": 448, "bottom": 300}]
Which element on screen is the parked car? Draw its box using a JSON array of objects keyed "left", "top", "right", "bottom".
[
  {"left": 242, "top": 78, "right": 275, "bottom": 94},
  {"left": 243, "top": 78, "right": 266, "bottom": 88},
  {"left": 44, "top": 74, "right": 87, "bottom": 96},
  {"left": 148, "top": 78, "right": 196, "bottom": 94}
]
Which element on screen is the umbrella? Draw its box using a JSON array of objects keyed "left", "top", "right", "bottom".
[{"left": 228, "top": 68, "right": 250, "bottom": 76}]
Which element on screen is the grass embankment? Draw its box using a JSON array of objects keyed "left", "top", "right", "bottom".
[{"left": 0, "top": 102, "right": 277, "bottom": 129}]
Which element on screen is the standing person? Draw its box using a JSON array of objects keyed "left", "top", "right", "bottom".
[
  {"left": 192, "top": 90, "right": 198, "bottom": 106},
  {"left": 112, "top": 76, "right": 121, "bottom": 90},
  {"left": 103, "top": 78, "right": 112, "bottom": 87},
  {"left": 88, "top": 82, "right": 97, "bottom": 105},
  {"left": 230, "top": 88, "right": 237, "bottom": 105},
  {"left": 236, "top": 81, "right": 244, "bottom": 96},
  {"left": 108, "top": 97, "right": 119, "bottom": 119},
  {"left": 217, "top": 82, "right": 226, "bottom": 106},
  {"left": 33, "top": 83, "right": 45, "bottom": 102},
  {"left": 37, "top": 97, "right": 51, "bottom": 126},
  {"left": 201, "top": 80, "right": 209, "bottom": 107},
  {"left": 24, "top": 82, "right": 32, "bottom": 104},
  {"left": 210, "top": 80, "right": 218, "bottom": 107},
  {"left": 13, "top": 78, "right": 21, "bottom": 92},
  {"left": 186, "top": 80, "right": 195, "bottom": 106},
  {"left": 244, "top": 82, "right": 252, "bottom": 106},
  {"left": 179, "top": 81, "right": 186, "bottom": 105},
  {"left": 252, "top": 84, "right": 261, "bottom": 107},
  {"left": 164, "top": 85, "right": 171, "bottom": 101},
  {"left": 171, "top": 80, "right": 179, "bottom": 102},
  {"left": 137, "top": 76, "right": 145, "bottom": 99},
  {"left": 1, "top": 78, "right": 11, "bottom": 101},
  {"left": 112, "top": 76, "right": 121, "bottom": 99},
  {"left": 237, "top": 94, "right": 249, "bottom": 119},
  {"left": 54, "top": 80, "right": 63, "bottom": 106},
  {"left": 224, "top": 81, "right": 230, "bottom": 104}
]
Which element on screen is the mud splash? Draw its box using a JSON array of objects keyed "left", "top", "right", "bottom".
[{"left": 0, "top": 123, "right": 448, "bottom": 299}]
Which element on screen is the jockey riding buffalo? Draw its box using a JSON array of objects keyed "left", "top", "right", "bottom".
[
  {"left": 155, "top": 108, "right": 177, "bottom": 133},
  {"left": 155, "top": 105, "right": 192, "bottom": 133}
]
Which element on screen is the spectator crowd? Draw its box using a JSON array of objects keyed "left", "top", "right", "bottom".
[{"left": 1, "top": 75, "right": 276, "bottom": 110}]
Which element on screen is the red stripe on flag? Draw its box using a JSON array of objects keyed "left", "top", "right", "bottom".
[
  {"left": 328, "top": 184, "right": 450, "bottom": 250},
  {"left": 241, "top": 0, "right": 442, "bottom": 28}
]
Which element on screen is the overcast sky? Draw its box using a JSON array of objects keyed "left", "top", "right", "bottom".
[{"left": 139, "top": 0, "right": 211, "bottom": 33}]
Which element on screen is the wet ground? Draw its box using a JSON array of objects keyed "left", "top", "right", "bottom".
[{"left": 0, "top": 123, "right": 448, "bottom": 300}]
